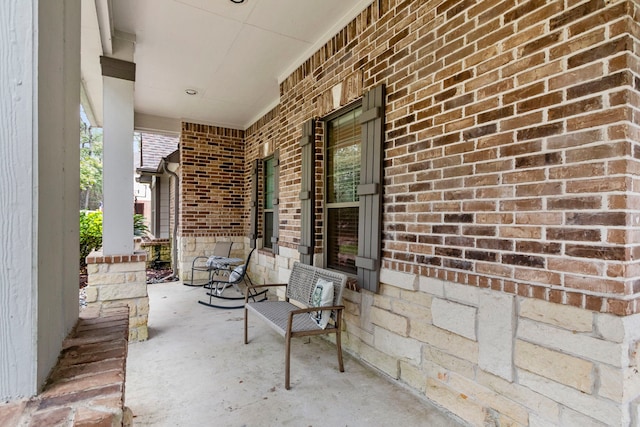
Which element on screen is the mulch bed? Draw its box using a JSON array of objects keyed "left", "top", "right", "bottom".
[{"left": 79, "top": 267, "right": 175, "bottom": 288}]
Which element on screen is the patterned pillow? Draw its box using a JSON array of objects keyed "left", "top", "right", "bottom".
[
  {"left": 309, "top": 278, "right": 334, "bottom": 329},
  {"left": 229, "top": 265, "right": 245, "bottom": 282}
]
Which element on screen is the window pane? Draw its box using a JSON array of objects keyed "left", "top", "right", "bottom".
[
  {"left": 264, "top": 157, "right": 274, "bottom": 209},
  {"left": 327, "top": 107, "right": 361, "bottom": 204},
  {"left": 264, "top": 211, "right": 273, "bottom": 249},
  {"left": 327, "top": 207, "right": 358, "bottom": 274}
]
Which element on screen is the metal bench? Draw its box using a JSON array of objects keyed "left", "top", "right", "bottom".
[{"left": 244, "top": 262, "right": 347, "bottom": 389}]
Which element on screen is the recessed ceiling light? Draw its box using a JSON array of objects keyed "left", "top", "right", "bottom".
[
  {"left": 230, "top": 0, "right": 245, "bottom": 3},
  {"left": 185, "top": 89, "right": 198, "bottom": 95}
]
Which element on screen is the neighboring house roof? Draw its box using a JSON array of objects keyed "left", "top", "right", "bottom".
[{"left": 138, "top": 132, "right": 179, "bottom": 174}]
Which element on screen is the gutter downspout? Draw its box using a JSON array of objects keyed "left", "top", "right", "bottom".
[{"left": 163, "top": 160, "right": 180, "bottom": 278}]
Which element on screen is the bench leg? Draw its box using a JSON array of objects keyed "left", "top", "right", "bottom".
[
  {"left": 336, "top": 319, "right": 344, "bottom": 373},
  {"left": 244, "top": 307, "right": 249, "bottom": 344},
  {"left": 285, "top": 332, "right": 291, "bottom": 390}
]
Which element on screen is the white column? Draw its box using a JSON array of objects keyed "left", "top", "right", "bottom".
[
  {"left": 0, "top": 0, "right": 81, "bottom": 400},
  {"left": 101, "top": 52, "right": 136, "bottom": 255}
]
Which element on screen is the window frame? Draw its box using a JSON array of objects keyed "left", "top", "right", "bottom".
[{"left": 322, "top": 101, "right": 363, "bottom": 276}]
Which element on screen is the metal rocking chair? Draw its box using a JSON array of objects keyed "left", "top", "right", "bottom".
[
  {"left": 185, "top": 241, "right": 233, "bottom": 287},
  {"left": 198, "top": 248, "right": 267, "bottom": 309}
]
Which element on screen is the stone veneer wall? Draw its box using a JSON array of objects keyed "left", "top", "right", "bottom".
[
  {"left": 85, "top": 251, "right": 149, "bottom": 342},
  {"left": 238, "top": 0, "right": 640, "bottom": 425}
]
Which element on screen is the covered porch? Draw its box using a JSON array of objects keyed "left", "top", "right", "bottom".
[
  {"left": 125, "top": 280, "right": 463, "bottom": 426},
  {"left": 2, "top": 0, "right": 640, "bottom": 426}
]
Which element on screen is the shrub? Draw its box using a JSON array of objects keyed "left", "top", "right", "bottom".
[
  {"left": 79, "top": 211, "right": 149, "bottom": 269},
  {"left": 134, "top": 214, "right": 150, "bottom": 237},
  {"left": 79, "top": 210, "right": 103, "bottom": 269}
]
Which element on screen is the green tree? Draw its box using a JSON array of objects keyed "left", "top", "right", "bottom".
[{"left": 80, "top": 120, "right": 103, "bottom": 210}]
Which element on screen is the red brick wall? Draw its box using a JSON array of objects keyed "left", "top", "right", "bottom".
[
  {"left": 241, "top": 0, "right": 640, "bottom": 315},
  {"left": 179, "top": 122, "right": 246, "bottom": 236}
]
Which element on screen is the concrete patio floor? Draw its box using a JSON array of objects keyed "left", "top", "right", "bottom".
[{"left": 125, "top": 280, "right": 468, "bottom": 427}]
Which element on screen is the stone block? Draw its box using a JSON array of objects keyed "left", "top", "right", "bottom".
[
  {"left": 135, "top": 326, "right": 148, "bottom": 342},
  {"left": 400, "top": 289, "right": 433, "bottom": 307},
  {"left": 358, "top": 341, "right": 399, "bottom": 379},
  {"left": 99, "top": 283, "right": 148, "bottom": 301},
  {"left": 595, "top": 313, "right": 625, "bottom": 343},
  {"left": 476, "top": 370, "right": 560, "bottom": 423},
  {"left": 598, "top": 364, "right": 640, "bottom": 403},
  {"left": 431, "top": 298, "right": 477, "bottom": 341},
  {"left": 373, "top": 293, "right": 392, "bottom": 311},
  {"left": 419, "top": 275, "right": 445, "bottom": 297},
  {"left": 411, "top": 323, "right": 478, "bottom": 363},
  {"left": 478, "top": 290, "right": 515, "bottom": 382},
  {"left": 529, "top": 413, "right": 557, "bottom": 427},
  {"left": 380, "top": 268, "right": 417, "bottom": 290},
  {"left": 379, "top": 283, "right": 401, "bottom": 298},
  {"left": 107, "top": 261, "right": 145, "bottom": 273},
  {"left": 84, "top": 286, "right": 98, "bottom": 303},
  {"left": 399, "top": 360, "right": 427, "bottom": 393},
  {"left": 447, "top": 372, "right": 530, "bottom": 425},
  {"left": 392, "top": 299, "right": 432, "bottom": 324},
  {"left": 423, "top": 345, "right": 475, "bottom": 379},
  {"left": 518, "top": 318, "right": 625, "bottom": 367},
  {"left": 374, "top": 326, "right": 421, "bottom": 363},
  {"left": 86, "top": 264, "right": 99, "bottom": 274},
  {"left": 425, "top": 377, "right": 487, "bottom": 426},
  {"left": 342, "top": 325, "right": 373, "bottom": 353},
  {"left": 137, "top": 298, "right": 149, "bottom": 316},
  {"left": 343, "top": 323, "right": 374, "bottom": 348},
  {"left": 559, "top": 407, "right": 610, "bottom": 427},
  {"left": 129, "top": 314, "right": 148, "bottom": 328},
  {"left": 515, "top": 340, "right": 594, "bottom": 393},
  {"left": 518, "top": 370, "right": 625, "bottom": 425},
  {"left": 89, "top": 272, "right": 126, "bottom": 286},
  {"left": 370, "top": 306, "right": 408, "bottom": 336},
  {"left": 444, "top": 281, "right": 479, "bottom": 306},
  {"left": 128, "top": 272, "right": 145, "bottom": 284},
  {"left": 596, "top": 312, "right": 640, "bottom": 343},
  {"left": 519, "top": 297, "right": 593, "bottom": 333}
]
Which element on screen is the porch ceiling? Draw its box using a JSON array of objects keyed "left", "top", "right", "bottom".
[{"left": 81, "top": 0, "right": 371, "bottom": 132}]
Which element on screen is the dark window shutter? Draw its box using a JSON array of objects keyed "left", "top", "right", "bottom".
[
  {"left": 249, "top": 159, "right": 259, "bottom": 249},
  {"left": 298, "top": 119, "right": 315, "bottom": 265},
  {"left": 271, "top": 150, "right": 280, "bottom": 255},
  {"left": 356, "top": 84, "right": 385, "bottom": 293}
]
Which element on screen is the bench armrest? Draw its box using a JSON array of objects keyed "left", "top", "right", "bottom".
[
  {"left": 287, "top": 305, "right": 345, "bottom": 332},
  {"left": 289, "top": 305, "right": 345, "bottom": 316}
]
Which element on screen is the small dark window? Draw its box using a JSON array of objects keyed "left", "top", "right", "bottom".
[{"left": 263, "top": 156, "right": 275, "bottom": 250}]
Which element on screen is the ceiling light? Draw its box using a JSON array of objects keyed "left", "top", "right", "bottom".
[
  {"left": 230, "top": 0, "right": 245, "bottom": 3},
  {"left": 185, "top": 89, "right": 197, "bottom": 95}
]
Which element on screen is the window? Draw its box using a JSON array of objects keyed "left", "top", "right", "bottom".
[
  {"left": 263, "top": 156, "right": 275, "bottom": 250},
  {"left": 300, "top": 85, "right": 384, "bottom": 291},
  {"left": 325, "top": 106, "right": 362, "bottom": 274}
]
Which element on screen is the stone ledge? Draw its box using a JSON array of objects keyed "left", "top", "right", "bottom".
[
  {"left": 86, "top": 251, "right": 148, "bottom": 265},
  {"left": 0, "top": 305, "right": 131, "bottom": 426}
]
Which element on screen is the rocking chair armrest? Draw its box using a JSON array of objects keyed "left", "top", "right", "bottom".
[
  {"left": 191, "top": 256, "right": 209, "bottom": 267},
  {"left": 244, "top": 283, "right": 288, "bottom": 302}
]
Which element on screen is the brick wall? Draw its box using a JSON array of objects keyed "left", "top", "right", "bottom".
[
  {"left": 245, "top": 0, "right": 640, "bottom": 316},
  {"left": 179, "top": 122, "right": 246, "bottom": 237}
]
